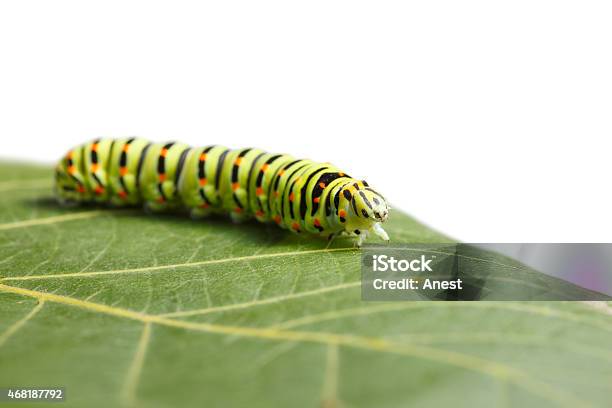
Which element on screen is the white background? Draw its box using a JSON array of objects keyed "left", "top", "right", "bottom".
[{"left": 1, "top": 1, "right": 611, "bottom": 242}]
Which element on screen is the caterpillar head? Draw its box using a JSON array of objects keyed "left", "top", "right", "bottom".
[
  {"left": 337, "top": 181, "right": 390, "bottom": 243},
  {"left": 357, "top": 188, "right": 389, "bottom": 222}
]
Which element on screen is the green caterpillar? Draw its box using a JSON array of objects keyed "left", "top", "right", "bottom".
[{"left": 54, "top": 138, "right": 390, "bottom": 246}]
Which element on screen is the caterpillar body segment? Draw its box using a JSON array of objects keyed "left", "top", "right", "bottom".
[
  {"left": 54, "top": 138, "right": 390, "bottom": 246},
  {"left": 179, "top": 144, "right": 229, "bottom": 218},
  {"left": 107, "top": 138, "right": 152, "bottom": 206}
]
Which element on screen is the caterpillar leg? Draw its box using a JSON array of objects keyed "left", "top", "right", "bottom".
[
  {"left": 56, "top": 197, "right": 78, "bottom": 208},
  {"left": 373, "top": 223, "right": 390, "bottom": 242},
  {"left": 229, "top": 210, "right": 248, "bottom": 224},
  {"left": 355, "top": 229, "right": 369, "bottom": 247},
  {"left": 143, "top": 201, "right": 169, "bottom": 214},
  {"left": 190, "top": 207, "right": 213, "bottom": 220},
  {"left": 325, "top": 231, "right": 340, "bottom": 248}
]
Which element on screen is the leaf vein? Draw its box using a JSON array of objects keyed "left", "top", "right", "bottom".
[
  {"left": 1, "top": 247, "right": 358, "bottom": 281},
  {"left": 0, "top": 284, "right": 593, "bottom": 408}
]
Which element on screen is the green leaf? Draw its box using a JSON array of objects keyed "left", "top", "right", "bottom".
[{"left": 0, "top": 162, "right": 610, "bottom": 408}]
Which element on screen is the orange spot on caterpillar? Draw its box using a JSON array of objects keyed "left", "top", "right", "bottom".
[
  {"left": 76, "top": 185, "right": 86, "bottom": 193},
  {"left": 158, "top": 173, "right": 166, "bottom": 182},
  {"left": 199, "top": 153, "right": 207, "bottom": 161},
  {"left": 68, "top": 165, "right": 76, "bottom": 174},
  {"left": 122, "top": 144, "right": 130, "bottom": 152},
  {"left": 91, "top": 143, "right": 98, "bottom": 152},
  {"left": 313, "top": 218, "right": 321, "bottom": 227},
  {"left": 94, "top": 186, "right": 104, "bottom": 195},
  {"left": 199, "top": 203, "right": 210, "bottom": 209},
  {"left": 234, "top": 207, "right": 243, "bottom": 213},
  {"left": 118, "top": 190, "right": 128, "bottom": 199},
  {"left": 274, "top": 215, "right": 282, "bottom": 224},
  {"left": 256, "top": 187, "right": 264, "bottom": 196},
  {"left": 278, "top": 169, "right": 285, "bottom": 176},
  {"left": 157, "top": 197, "right": 165, "bottom": 203},
  {"left": 234, "top": 157, "right": 242, "bottom": 165},
  {"left": 232, "top": 182, "right": 240, "bottom": 191},
  {"left": 319, "top": 182, "right": 326, "bottom": 188},
  {"left": 274, "top": 191, "right": 279, "bottom": 198},
  {"left": 90, "top": 163, "right": 99, "bottom": 172},
  {"left": 289, "top": 192, "right": 295, "bottom": 202},
  {"left": 339, "top": 209, "right": 346, "bottom": 217},
  {"left": 313, "top": 197, "right": 320, "bottom": 203},
  {"left": 291, "top": 222, "right": 300, "bottom": 232},
  {"left": 199, "top": 178, "right": 208, "bottom": 186},
  {"left": 255, "top": 210, "right": 264, "bottom": 217},
  {"left": 261, "top": 164, "right": 269, "bottom": 172},
  {"left": 160, "top": 148, "right": 168, "bottom": 157},
  {"left": 339, "top": 172, "right": 345, "bottom": 177},
  {"left": 66, "top": 151, "right": 73, "bottom": 159},
  {"left": 119, "top": 167, "right": 128, "bottom": 176}
]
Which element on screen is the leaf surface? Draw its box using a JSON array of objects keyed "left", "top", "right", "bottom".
[{"left": 0, "top": 162, "right": 610, "bottom": 408}]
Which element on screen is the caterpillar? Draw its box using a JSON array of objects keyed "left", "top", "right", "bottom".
[{"left": 54, "top": 138, "right": 390, "bottom": 246}]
